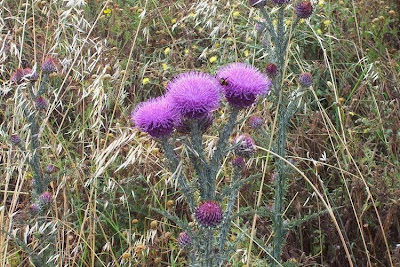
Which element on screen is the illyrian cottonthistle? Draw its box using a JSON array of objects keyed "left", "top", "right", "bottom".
[
  {"left": 299, "top": 72, "right": 313, "bottom": 87},
  {"left": 195, "top": 201, "right": 223, "bottom": 228},
  {"left": 178, "top": 232, "right": 192, "bottom": 248},
  {"left": 131, "top": 96, "right": 180, "bottom": 138},
  {"left": 233, "top": 157, "right": 246, "bottom": 170},
  {"left": 23, "top": 68, "right": 38, "bottom": 81},
  {"left": 295, "top": 1, "right": 313, "bottom": 18},
  {"left": 10, "top": 68, "right": 25, "bottom": 84},
  {"left": 233, "top": 134, "right": 255, "bottom": 158},
  {"left": 35, "top": 96, "right": 48, "bottom": 110},
  {"left": 166, "top": 72, "right": 221, "bottom": 118},
  {"left": 217, "top": 63, "right": 271, "bottom": 109},
  {"left": 266, "top": 63, "right": 278, "bottom": 79}
]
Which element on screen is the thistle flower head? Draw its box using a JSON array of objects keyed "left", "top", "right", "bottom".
[
  {"left": 195, "top": 201, "right": 223, "bottom": 228},
  {"left": 35, "top": 96, "right": 48, "bottom": 110},
  {"left": 10, "top": 68, "right": 24, "bottom": 84},
  {"left": 217, "top": 63, "right": 271, "bottom": 108},
  {"left": 266, "top": 63, "right": 278, "bottom": 78},
  {"left": 178, "top": 232, "right": 191, "bottom": 248},
  {"left": 29, "top": 203, "right": 41, "bottom": 215},
  {"left": 41, "top": 56, "right": 57, "bottom": 74},
  {"left": 249, "top": 116, "right": 263, "bottom": 129},
  {"left": 10, "top": 134, "right": 21, "bottom": 145},
  {"left": 176, "top": 113, "right": 214, "bottom": 134},
  {"left": 131, "top": 96, "right": 180, "bottom": 138},
  {"left": 249, "top": 0, "right": 267, "bottom": 8},
  {"left": 233, "top": 157, "right": 246, "bottom": 169},
  {"left": 39, "top": 191, "right": 53, "bottom": 209},
  {"left": 296, "top": 1, "right": 313, "bottom": 18},
  {"left": 234, "top": 134, "right": 255, "bottom": 158},
  {"left": 166, "top": 72, "right": 221, "bottom": 118},
  {"left": 299, "top": 72, "right": 313, "bottom": 87}
]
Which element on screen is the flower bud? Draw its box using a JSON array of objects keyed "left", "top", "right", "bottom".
[
  {"left": 296, "top": 1, "right": 313, "bottom": 19},
  {"left": 39, "top": 191, "right": 53, "bottom": 209},
  {"left": 233, "top": 134, "right": 255, "bottom": 158},
  {"left": 45, "top": 164, "right": 58, "bottom": 174},
  {"left": 299, "top": 72, "right": 313, "bottom": 87},
  {"left": 233, "top": 157, "right": 246, "bottom": 170},
  {"left": 178, "top": 232, "right": 191, "bottom": 248},
  {"left": 10, "top": 134, "right": 21, "bottom": 145},
  {"left": 249, "top": 116, "right": 263, "bottom": 129},
  {"left": 23, "top": 68, "right": 38, "bottom": 81},
  {"left": 35, "top": 96, "right": 48, "bottom": 110},
  {"left": 41, "top": 57, "right": 57, "bottom": 74},
  {"left": 29, "top": 203, "right": 41, "bottom": 215},
  {"left": 10, "top": 68, "right": 24, "bottom": 84},
  {"left": 266, "top": 63, "right": 278, "bottom": 78}
]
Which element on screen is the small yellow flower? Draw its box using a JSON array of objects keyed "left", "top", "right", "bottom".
[
  {"left": 244, "top": 50, "right": 249, "bottom": 57},
  {"left": 285, "top": 19, "right": 292, "bottom": 26},
  {"left": 104, "top": 8, "right": 111, "bottom": 14},
  {"left": 142, "top": 77, "right": 150, "bottom": 85},
  {"left": 214, "top": 43, "right": 220, "bottom": 48},
  {"left": 171, "top": 18, "right": 177, "bottom": 24},
  {"left": 246, "top": 37, "right": 252, "bottom": 42},
  {"left": 318, "top": 0, "right": 325, "bottom": 7},
  {"left": 209, "top": 56, "right": 218, "bottom": 63},
  {"left": 299, "top": 19, "right": 305, "bottom": 24},
  {"left": 184, "top": 49, "right": 189, "bottom": 54},
  {"left": 162, "top": 63, "right": 168, "bottom": 71},
  {"left": 189, "top": 12, "right": 195, "bottom": 18},
  {"left": 25, "top": 172, "right": 33, "bottom": 180},
  {"left": 180, "top": 23, "right": 185, "bottom": 28},
  {"left": 273, "top": 19, "right": 277, "bottom": 26},
  {"left": 323, "top": 20, "right": 331, "bottom": 26},
  {"left": 317, "top": 28, "right": 323, "bottom": 34},
  {"left": 164, "top": 47, "right": 170, "bottom": 55},
  {"left": 233, "top": 11, "right": 240, "bottom": 17},
  {"left": 191, "top": 45, "right": 198, "bottom": 49}
]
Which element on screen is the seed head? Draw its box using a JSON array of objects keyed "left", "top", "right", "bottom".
[
  {"left": 195, "top": 201, "right": 223, "bottom": 228},
  {"left": 233, "top": 157, "right": 246, "bottom": 170},
  {"left": 296, "top": 1, "right": 313, "bottom": 19}
]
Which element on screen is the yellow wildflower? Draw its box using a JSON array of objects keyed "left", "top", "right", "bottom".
[
  {"left": 104, "top": 8, "right": 111, "bottom": 15},
  {"left": 233, "top": 11, "right": 240, "bottom": 17},
  {"left": 317, "top": 28, "right": 322, "bottom": 34},
  {"left": 162, "top": 63, "right": 168, "bottom": 71},
  {"left": 184, "top": 49, "right": 189, "bottom": 54},
  {"left": 244, "top": 50, "right": 249, "bottom": 57},
  {"left": 323, "top": 20, "right": 331, "bottom": 26},
  {"left": 171, "top": 18, "right": 177, "bottom": 24},
  {"left": 209, "top": 56, "right": 218, "bottom": 63},
  {"left": 142, "top": 78, "right": 150, "bottom": 85},
  {"left": 164, "top": 47, "right": 170, "bottom": 55}
]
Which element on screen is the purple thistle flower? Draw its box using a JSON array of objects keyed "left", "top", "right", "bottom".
[
  {"left": 233, "top": 157, "right": 246, "bottom": 169},
  {"left": 234, "top": 134, "right": 255, "bottom": 158},
  {"left": 195, "top": 201, "right": 223, "bottom": 228},
  {"left": 29, "top": 203, "right": 41, "bottom": 215},
  {"left": 296, "top": 1, "right": 313, "bottom": 18},
  {"left": 266, "top": 63, "right": 278, "bottom": 78},
  {"left": 176, "top": 113, "right": 214, "bottom": 134},
  {"left": 178, "top": 232, "right": 191, "bottom": 248},
  {"left": 23, "top": 68, "right": 38, "bottom": 81},
  {"left": 10, "top": 68, "right": 24, "bottom": 84},
  {"left": 299, "top": 72, "right": 313, "bottom": 87},
  {"left": 249, "top": 116, "right": 263, "bottom": 129},
  {"left": 35, "top": 96, "right": 48, "bottom": 110},
  {"left": 39, "top": 191, "right": 53, "bottom": 209},
  {"left": 41, "top": 56, "right": 57, "bottom": 74},
  {"left": 249, "top": 0, "right": 267, "bottom": 8},
  {"left": 216, "top": 63, "right": 271, "bottom": 109},
  {"left": 166, "top": 72, "right": 221, "bottom": 118},
  {"left": 131, "top": 96, "right": 180, "bottom": 138},
  {"left": 10, "top": 134, "right": 21, "bottom": 145}
]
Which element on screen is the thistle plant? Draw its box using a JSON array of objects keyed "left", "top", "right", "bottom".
[
  {"left": 247, "top": 0, "right": 314, "bottom": 265},
  {"left": 131, "top": 65, "right": 271, "bottom": 266},
  {"left": 9, "top": 56, "right": 58, "bottom": 216}
]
